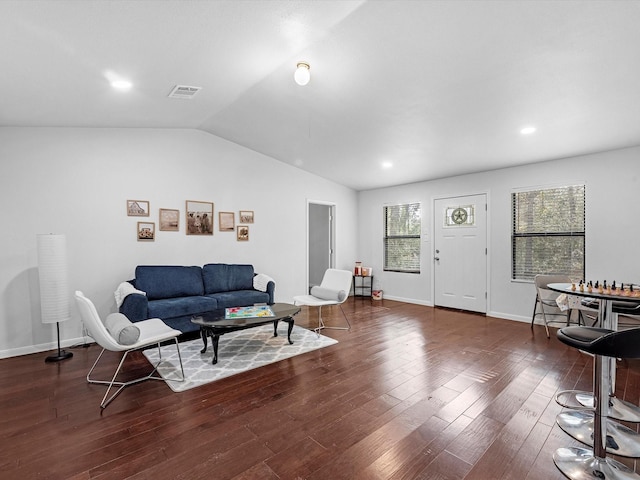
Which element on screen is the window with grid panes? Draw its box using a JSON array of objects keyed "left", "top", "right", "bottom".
[
  {"left": 512, "top": 185, "right": 585, "bottom": 281},
  {"left": 384, "top": 203, "right": 421, "bottom": 273}
]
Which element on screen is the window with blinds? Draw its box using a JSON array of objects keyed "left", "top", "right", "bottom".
[
  {"left": 384, "top": 203, "right": 421, "bottom": 273},
  {"left": 512, "top": 185, "right": 585, "bottom": 281}
]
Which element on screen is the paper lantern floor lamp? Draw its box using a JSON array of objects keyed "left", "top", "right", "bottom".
[{"left": 37, "top": 234, "right": 73, "bottom": 362}]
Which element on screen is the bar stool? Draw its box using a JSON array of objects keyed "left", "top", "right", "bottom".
[
  {"left": 556, "top": 301, "right": 640, "bottom": 423},
  {"left": 554, "top": 325, "right": 640, "bottom": 480}
]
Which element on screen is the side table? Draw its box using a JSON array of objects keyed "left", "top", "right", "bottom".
[{"left": 353, "top": 275, "right": 373, "bottom": 298}]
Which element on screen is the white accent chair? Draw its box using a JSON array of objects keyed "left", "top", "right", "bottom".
[
  {"left": 293, "top": 269, "right": 352, "bottom": 332},
  {"left": 74, "top": 291, "right": 184, "bottom": 409}
]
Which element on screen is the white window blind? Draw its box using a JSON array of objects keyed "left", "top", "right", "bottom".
[
  {"left": 512, "top": 185, "right": 585, "bottom": 281},
  {"left": 384, "top": 203, "right": 421, "bottom": 273}
]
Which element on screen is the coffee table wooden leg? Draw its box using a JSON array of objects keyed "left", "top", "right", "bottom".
[
  {"left": 285, "top": 317, "right": 294, "bottom": 344},
  {"left": 212, "top": 334, "right": 220, "bottom": 365},
  {"left": 199, "top": 327, "right": 208, "bottom": 354}
]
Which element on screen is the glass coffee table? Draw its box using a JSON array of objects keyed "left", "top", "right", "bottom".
[{"left": 191, "top": 303, "right": 300, "bottom": 364}]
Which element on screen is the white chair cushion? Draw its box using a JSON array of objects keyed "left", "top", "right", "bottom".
[
  {"left": 310, "top": 286, "right": 347, "bottom": 302},
  {"left": 104, "top": 313, "right": 140, "bottom": 345}
]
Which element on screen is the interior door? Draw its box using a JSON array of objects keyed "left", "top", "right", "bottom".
[
  {"left": 434, "top": 194, "right": 487, "bottom": 313},
  {"left": 308, "top": 203, "right": 334, "bottom": 289}
]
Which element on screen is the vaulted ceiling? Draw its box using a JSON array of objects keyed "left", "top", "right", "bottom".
[{"left": 2, "top": 1, "right": 640, "bottom": 191}]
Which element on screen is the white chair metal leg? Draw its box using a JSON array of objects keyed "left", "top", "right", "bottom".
[
  {"left": 86, "top": 339, "right": 185, "bottom": 409},
  {"left": 314, "top": 305, "right": 350, "bottom": 332}
]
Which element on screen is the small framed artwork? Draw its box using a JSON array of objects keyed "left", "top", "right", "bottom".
[
  {"left": 219, "top": 212, "right": 235, "bottom": 231},
  {"left": 237, "top": 225, "right": 249, "bottom": 241},
  {"left": 186, "top": 200, "right": 213, "bottom": 235},
  {"left": 159, "top": 208, "right": 179, "bottom": 231},
  {"left": 239, "top": 210, "right": 254, "bottom": 223},
  {"left": 137, "top": 222, "right": 155, "bottom": 241},
  {"left": 127, "top": 200, "right": 149, "bottom": 216}
]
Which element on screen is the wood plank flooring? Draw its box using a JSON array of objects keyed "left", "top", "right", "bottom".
[{"left": 2, "top": 299, "right": 640, "bottom": 479}]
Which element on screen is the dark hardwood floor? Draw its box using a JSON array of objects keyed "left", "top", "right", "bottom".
[{"left": 2, "top": 299, "right": 640, "bottom": 479}]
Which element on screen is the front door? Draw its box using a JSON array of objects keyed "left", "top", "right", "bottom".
[{"left": 434, "top": 194, "right": 487, "bottom": 313}]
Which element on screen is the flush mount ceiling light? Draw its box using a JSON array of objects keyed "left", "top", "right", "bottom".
[
  {"left": 520, "top": 126, "right": 537, "bottom": 135},
  {"left": 294, "top": 62, "right": 310, "bottom": 86}
]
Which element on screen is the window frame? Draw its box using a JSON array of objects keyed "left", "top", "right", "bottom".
[
  {"left": 511, "top": 184, "right": 586, "bottom": 281},
  {"left": 383, "top": 202, "right": 421, "bottom": 274}
]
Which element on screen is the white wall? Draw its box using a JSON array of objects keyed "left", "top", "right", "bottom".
[
  {"left": 3, "top": 126, "right": 638, "bottom": 358},
  {"left": 0, "top": 127, "right": 358, "bottom": 358},
  {"left": 357, "top": 146, "right": 640, "bottom": 321}
]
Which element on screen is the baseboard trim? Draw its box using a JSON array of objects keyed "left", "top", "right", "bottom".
[
  {"left": 380, "top": 295, "right": 433, "bottom": 307},
  {"left": 0, "top": 336, "right": 89, "bottom": 360},
  {"left": 372, "top": 297, "right": 532, "bottom": 324},
  {"left": 487, "top": 311, "right": 531, "bottom": 323}
]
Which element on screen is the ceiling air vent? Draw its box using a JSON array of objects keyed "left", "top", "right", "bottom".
[{"left": 168, "top": 85, "right": 201, "bottom": 99}]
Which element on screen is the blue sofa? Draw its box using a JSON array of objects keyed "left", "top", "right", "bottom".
[{"left": 119, "top": 263, "right": 275, "bottom": 333}]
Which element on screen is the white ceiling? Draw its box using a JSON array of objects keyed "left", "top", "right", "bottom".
[{"left": 2, "top": 0, "right": 640, "bottom": 191}]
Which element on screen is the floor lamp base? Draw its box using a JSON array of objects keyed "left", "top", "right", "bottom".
[
  {"left": 45, "top": 350, "right": 73, "bottom": 362},
  {"left": 45, "top": 321, "right": 73, "bottom": 363}
]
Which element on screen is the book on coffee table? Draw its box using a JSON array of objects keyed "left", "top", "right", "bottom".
[{"left": 225, "top": 305, "right": 275, "bottom": 319}]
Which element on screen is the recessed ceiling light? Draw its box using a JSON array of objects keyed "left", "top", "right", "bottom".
[
  {"left": 520, "top": 126, "right": 536, "bottom": 135},
  {"left": 382, "top": 161, "right": 393, "bottom": 169},
  {"left": 111, "top": 80, "right": 133, "bottom": 91}
]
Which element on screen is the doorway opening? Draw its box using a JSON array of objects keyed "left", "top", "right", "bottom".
[{"left": 307, "top": 201, "right": 336, "bottom": 292}]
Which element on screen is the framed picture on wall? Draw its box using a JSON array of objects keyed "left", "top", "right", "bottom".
[
  {"left": 219, "top": 212, "right": 235, "bottom": 231},
  {"left": 239, "top": 210, "right": 254, "bottom": 223},
  {"left": 159, "top": 208, "right": 179, "bottom": 231},
  {"left": 137, "top": 222, "right": 155, "bottom": 241},
  {"left": 186, "top": 200, "right": 213, "bottom": 235},
  {"left": 237, "top": 225, "right": 249, "bottom": 241},
  {"left": 127, "top": 200, "right": 149, "bottom": 216}
]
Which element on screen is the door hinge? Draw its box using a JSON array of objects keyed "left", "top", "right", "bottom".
[{"left": 485, "top": 247, "right": 487, "bottom": 255}]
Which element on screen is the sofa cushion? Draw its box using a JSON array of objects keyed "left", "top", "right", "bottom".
[
  {"left": 207, "top": 290, "right": 270, "bottom": 309},
  {"left": 202, "top": 264, "right": 255, "bottom": 294},
  {"left": 135, "top": 265, "right": 204, "bottom": 300},
  {"left": 148, "top": 296, "right": 218, "bottom": 319}
]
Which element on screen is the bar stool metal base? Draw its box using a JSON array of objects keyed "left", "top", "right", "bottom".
[
  {"left": 555, "top": 391, "right": 640, "bottom": 423},
  {"left": 553, "top": 447, "right": 640, "bottom": 480},
  {"left": 554, "top": 447, "right": 640, "bottom": 480},
  {"left": 557, "top": 410, "right": 640, "bottom": 458}
]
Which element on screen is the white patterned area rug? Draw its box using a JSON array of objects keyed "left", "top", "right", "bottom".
[{"left": 143, "top": 324, "right": 337, "bottom": 392}]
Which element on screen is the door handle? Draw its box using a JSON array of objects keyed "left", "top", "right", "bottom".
[{"left": 434, "top": 257, "right": 440, "bottom": 261}]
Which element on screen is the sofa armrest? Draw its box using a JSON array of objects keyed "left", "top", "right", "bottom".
[
  {"left": 266, "top": 281, "right": 275, "bottom": 304},
  {"left": 119, "top": 293, "right": 148, "bottom": 322}
]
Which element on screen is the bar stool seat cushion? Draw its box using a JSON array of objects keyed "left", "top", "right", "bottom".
[{"left": 557, "top": 326, "right": 640, "bottom": 359}]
